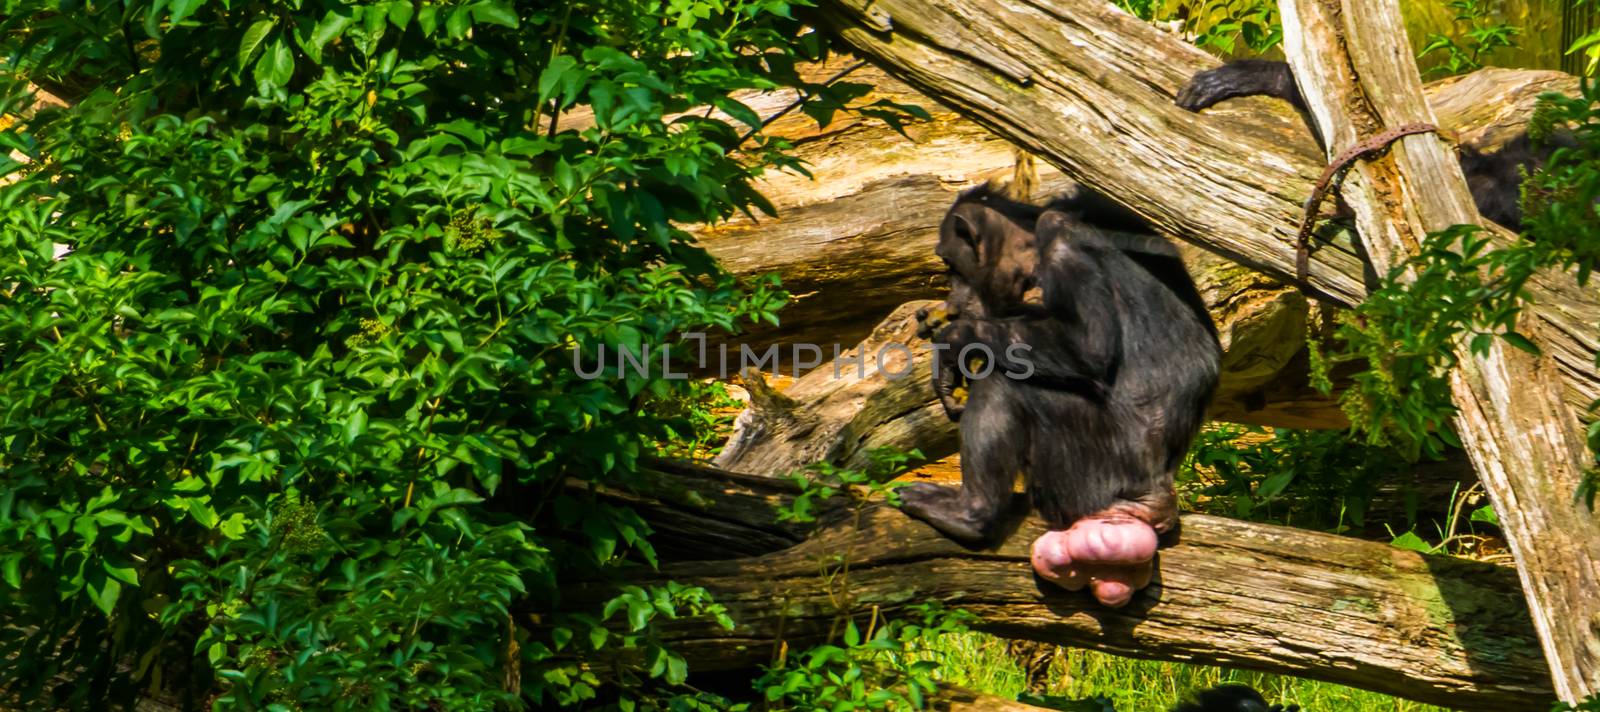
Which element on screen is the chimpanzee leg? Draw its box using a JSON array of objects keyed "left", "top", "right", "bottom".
[
  {"left": 1174, "top": 59, "right": 1303, "bottom": 112},
  {"left": 898, "top": 381, "right": 1024, "bottom": 545}
]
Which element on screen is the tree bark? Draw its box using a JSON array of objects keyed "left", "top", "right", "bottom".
[
  {"left": 1277, "top": 0, "right": 1600, "bottom": 698},
  {"left": 599, "top": 460, "right": 1553, "bottom": 710},
  {"left": 799, "top": 0, "right": 1599, "bottom": 423}
]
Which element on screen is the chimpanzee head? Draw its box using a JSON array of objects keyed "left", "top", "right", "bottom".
[{"left": 936, "top": 183, "right": 1044, "bottom": 318}]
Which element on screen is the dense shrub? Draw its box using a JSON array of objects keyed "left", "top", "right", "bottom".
[{"left": 0, "top": 1, "right": 910, "bottom": 708}]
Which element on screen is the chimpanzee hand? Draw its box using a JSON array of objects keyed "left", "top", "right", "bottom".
[
  {"left": 918, "top": 303, "right": 969, "bottom": 420},
  {"left": 914, "top": 302, "right": 953, "bottom": 340}
]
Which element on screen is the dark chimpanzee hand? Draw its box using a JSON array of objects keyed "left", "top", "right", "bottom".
[
  {"left": 914, "top": 302, "right": 952, "bottom": 339},
  {"left": 915, "top": 302, "right": 970, "bottom": 420}
]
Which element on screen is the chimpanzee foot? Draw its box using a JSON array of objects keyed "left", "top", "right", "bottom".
[
  {"left": 1030, "top": 491, "right": 1177, "bottom": 607},
  {"left": 898, "top": 482, "right": 993, "bottom": 546}
]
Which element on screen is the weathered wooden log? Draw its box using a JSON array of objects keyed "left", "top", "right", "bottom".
[
  {"left": 606, "top": 460, "right": 1552, "bottom": 709},
  {"left": 1278, "top": 0, "right": 1600, "bottom": 698},
  {"left": 713, "top": 300, "right": 957, "bottom": 476},
  {"left": 800, "top": 0, "right": 1599, "bottom": 424}
]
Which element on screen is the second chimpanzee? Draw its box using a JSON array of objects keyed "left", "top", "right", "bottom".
[
  {"left": 1175, "top": 59, "right": 1574, "bottom": 231},
  {"left": 900, "top": 183, "right": 1220, "bottom": 607}
]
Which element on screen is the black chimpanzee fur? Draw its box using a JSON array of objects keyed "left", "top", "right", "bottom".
[
  {"left": 898, "top": 184, "right": 1221, "bottom": 545},
  {"left": 1175, "top": 59, "right": 1574, "bottom": 232},
  {"left": 1170, "top": 683, "right": 1300, "bottom": 712}
]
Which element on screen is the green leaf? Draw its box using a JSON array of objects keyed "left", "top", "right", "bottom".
[
  {"left": 665, "top": 652, "right": 687, "bottom": 685},
  {"left": 1500, "top": 331, "right": 1540, "bottom": 355},
  {"left": 1470, "top": 505, "right": 1500, "bottom": 526},
  {"left": 344, "top": 408, "right": 369, "bottom": 445},
  {"left": 1, "top": 554, "right": 22, "bottom": 589},
  {"left": 627, "top": 599, "right": 651, "bottom": 631},
  {"left": 168, "top": 0, "right": 207, "bottom": 25},
  {"left": 219, "top": 513, "right": 249, "bottom": 540},
  {"left": 308, "top": 10, "right": 354, "bottom": 64},
  {"left": 538, "top": 56, "right": 578, "bottom": 104},
  {"left": 88, "top": 575, "right": 122, "bottom": 616},
  {"left": 387, "top": 1, "right": 414, "bottom": 29},
  {"left": 255, "top": 37, "right": 295, "bottom": 91},
  {"left": 239, "top": 19, "right": 276, "bottom": 70},
  {"left": 470, "top": 1, "right": 518, "bottom": 28},
  {"left": 1257, "top": 472, "right": 1294, "bottom": 499},
  {"left": 1389, "top": 530, "right": 1433, "bottom": 554},
  {"left": 445, "top": 6, "right": 472, "bottom": 38},
  {"left": 103, "top": 559, "right": 139, "bottom": 586},
  {"left": 188, "top": 501, "right": 220, "bottom": 529}
]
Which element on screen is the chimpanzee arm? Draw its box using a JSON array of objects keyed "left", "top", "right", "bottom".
[
  {"left": 935, "top": 233, "right": 1122, "bottom": 392},
  {"left": 1175, "top": 59, "right": 1303, "bottom": 112}
]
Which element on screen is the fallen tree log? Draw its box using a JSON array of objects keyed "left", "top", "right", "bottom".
[
  {"left": 599, "top": 460, "right": 1553, "bottom": 709},
  {"left": 1278, "top": 0, "right": 1600, "bottom": 696},
  {"left": 800, "top": 0, "right": 1599, "bottom": 423}
]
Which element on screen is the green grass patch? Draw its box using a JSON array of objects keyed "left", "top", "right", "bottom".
[{"left": 913, "top": 631, "right": 1448, "bottom": 711}]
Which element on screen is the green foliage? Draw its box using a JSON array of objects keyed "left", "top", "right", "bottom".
[
  {"left": 1522, "top": 80, "right": 1600, "bottom": 507},
  {"left": 1554, "top": 693, "right": 1600, "bottom": 711},
  {"left": 1570, "top": 24, "right": 1600, "bottom": 76},
  {"left": 646, "top": 379, "right": 744, "bottom": 462},
  {"left": 1180, "top": 425, "right": 1407, "bottom": 530},
  {"left": 755, "top": 603, "right": 974, "bottom": 711},
  {"left": 1307, "top": 225, "right": 1529, "bottom": 462},
  {"left": 1180, "top": 0, "right": 1283, "bottom": 56},
  {"left": 778, "top": 447, "right": 921, "bottom": 525},
  {"left": 1418, "top": 0, "right": 1520, "bottom": 77},
  {"left": 0, "top": 0, "right": 921, "bottom": 707},
  {"left": 1112, "top": 0, "right": 1281, "bottom": 56},
  {"left": 934, "top": 632, "right": 1448, "bottom": 711},
  {"left": 1385, "top": 481, "right": 1499, "bottom": 556}
]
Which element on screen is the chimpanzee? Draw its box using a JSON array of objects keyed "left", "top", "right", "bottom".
[
  {"left": 1175, "top": 59, "right": 1574, "bottom": 231},
  {"left": 900, "top": 183, "right": 1221, "bottom": 607}
]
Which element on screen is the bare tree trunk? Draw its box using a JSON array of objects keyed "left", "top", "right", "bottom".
[
  {"left": 1278, "top": 0, "right": 1600, "bottom": 698},
  {"left": 591, "top": 461, "right": 1553, "bottom": 709}
]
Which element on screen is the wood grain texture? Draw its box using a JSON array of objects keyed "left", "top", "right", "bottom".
[
  {"left": 603, "top": 461, "right": 1554, "bottom": 709},
  {"left": 1278, "top": 0, "right": 1600, "bottom": 698}
]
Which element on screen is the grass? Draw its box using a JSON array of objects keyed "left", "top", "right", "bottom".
[{"left": 913, "top": 631, "right": 1449, "bottom": 711}]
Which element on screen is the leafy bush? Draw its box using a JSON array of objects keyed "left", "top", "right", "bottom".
[
  {"left": 756, "top": 604, "right": 973, "bottom": 711},
  {"left": 1180, "top": 425, "right": 1407, "bottom": 530},
  {"left": 0, "top": 1, "right": 923, "bottom": 708},
  {"left": 1418, "top": 0, "right": 1520, "bottom": 77}
]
